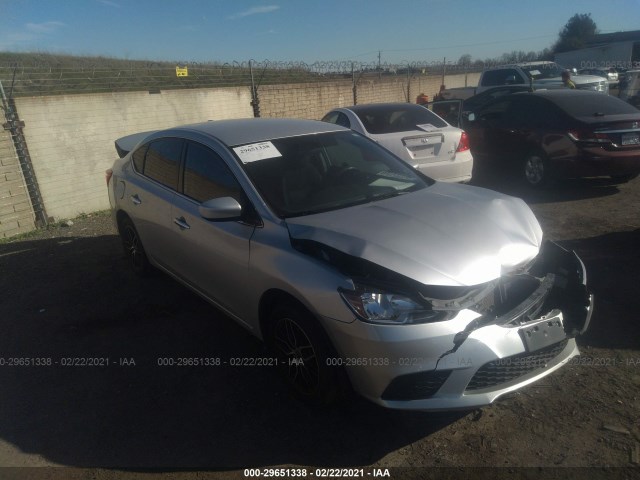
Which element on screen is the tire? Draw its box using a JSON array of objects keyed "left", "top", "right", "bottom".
[
  {"left": 267, "top": 303, "right": 345, "bottom": 406},
  {"left": 523, "top": 151, "right": 552, "bottom": 188},
  {"left": 610, "top": 173, "right": 639, "bottom": 184},
  {"left": 119, "top": 216, "right": 151, "bottom": 276}
]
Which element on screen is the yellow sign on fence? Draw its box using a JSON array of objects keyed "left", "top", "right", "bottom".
[{"left": 175, "top": 66, "right": 188, "bottom": 77}]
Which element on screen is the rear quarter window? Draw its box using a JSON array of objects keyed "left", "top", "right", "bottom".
[{"left": 322, "top": 111, "right": 351, "bottom": 129}]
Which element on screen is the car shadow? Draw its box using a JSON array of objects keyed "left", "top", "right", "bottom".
[
  {"left": 0, "top": 236, "right": 465, "bottom": 470},
  {"left": 469, "top": 161, "right": 623, "bottom": 204},
  {"left": 556, "top": 229, "right": 640, "bottom": 350}
]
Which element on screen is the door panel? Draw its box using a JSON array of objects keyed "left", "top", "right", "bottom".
[
  {"left": 168, "top": 196, "right": 255, "bottom": 323},
  {"left": 162, "top": 141, "right": 257, "bottom": 323}
]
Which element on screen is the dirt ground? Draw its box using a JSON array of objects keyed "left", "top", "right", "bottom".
[{"left": 0, "top": 170, "right": 639, "bottom": 480}]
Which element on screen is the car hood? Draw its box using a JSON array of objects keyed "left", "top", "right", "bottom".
[
  {"left": 286, "top": 182, "right": 543, "bottom": 287},
  {"left": 532, "top": 74, "right": 605, "bottom": 87}
]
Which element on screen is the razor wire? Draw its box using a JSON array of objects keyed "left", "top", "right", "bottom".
[{"left": 0, "top": 56, "right": 484, "bottom": 97}]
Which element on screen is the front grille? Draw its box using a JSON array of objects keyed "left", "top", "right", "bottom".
[
  {"left": 578, "top": 81, "right": 608, "bottom": 92},
  {"left": 382, "top": 370, "right": 452, "bottom": 401},
  {"left": 465, "top": 339, "right": 569, "bottom": 391}
]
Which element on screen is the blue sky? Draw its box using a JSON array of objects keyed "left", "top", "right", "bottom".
[{"left": 1, "top": 0, "right": 640, "bottom": 64}]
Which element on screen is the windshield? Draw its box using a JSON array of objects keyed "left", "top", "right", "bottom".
[
  {"left": 521, "top": 63, "right": 564, "bottom": 79},
  {"left": 237, "top": 131, "right": 431, "bottom": 218}
]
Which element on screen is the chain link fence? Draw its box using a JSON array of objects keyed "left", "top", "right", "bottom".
[{"left": 0, "top": 54, "right": 481, "bottom": 236}]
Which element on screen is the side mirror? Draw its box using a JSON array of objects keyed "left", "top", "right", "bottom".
[{"left": 199, "top": 197, "right": 242, "bottom": 221}]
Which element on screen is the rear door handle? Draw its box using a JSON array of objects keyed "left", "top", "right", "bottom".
[
  {"left": 174, "top": 216, "right": 190, "bottom": 230},
  {"left": 130, "top": 194, "right": 142, "bottom": 205}
]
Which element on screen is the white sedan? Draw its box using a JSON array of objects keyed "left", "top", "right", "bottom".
[{"left": 322, "top": 103, "right": 473, "bottom": 183}]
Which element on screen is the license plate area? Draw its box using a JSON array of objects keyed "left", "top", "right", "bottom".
[
  {"left": 404, "top": 134, "right": 443, "bottom": 146},
  {"left": 518, "top": 310, "right": 567, "bottom": 352},
  {"left": 403, "top": 135, "right": 443, "bottom": 161},
  {"left": 621, "top": 132, "right": 640, "bottom": 145}
]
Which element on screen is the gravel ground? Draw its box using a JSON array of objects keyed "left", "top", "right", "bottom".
[{"left": 0, "top": 173, "right": 639, "bottom": 480}]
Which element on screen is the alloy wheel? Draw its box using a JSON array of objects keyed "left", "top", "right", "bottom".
[
  {"left": 524, "top": 154, "right": 545, "bottom": 186},
  {"left": 123, "top": 224, "right": 145, "bottom": 271},
  {"left": 272, "top": 316, "right": 320, "bottom": 396}
]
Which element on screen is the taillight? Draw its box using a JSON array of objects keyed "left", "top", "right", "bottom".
[
  {"left": 567, "top": 129, "right": 611, "bottom": 144},
  {"left": 105, "top": 168, "right": 113, "bottom": 186},
  {"left": 456, "top": 131, "right": 470, "bottom": 152}
]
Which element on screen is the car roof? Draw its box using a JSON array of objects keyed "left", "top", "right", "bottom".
[
  {"left": 168, "top": 118, "right": 347, "bottom": 147},
  {"left": 497, "top": 89, "right": 640, "bottom": 117}
]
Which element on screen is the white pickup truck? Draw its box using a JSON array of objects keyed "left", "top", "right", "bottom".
[{"left": 440, "top": 61, "right": 609, "bottom": 100}]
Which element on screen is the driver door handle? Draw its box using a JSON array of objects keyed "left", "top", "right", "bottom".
[
  {"left": 174, "top": 216, "right": 190, "bottom": 230},
  {"left": 130, "top": 194, "right": 141, "bottom": 205}
]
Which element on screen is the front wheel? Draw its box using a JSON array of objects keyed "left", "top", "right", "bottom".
[
  {"left": 523, "top": 151, "right": 552, "bottom": 188},
  {"left": 267, "top": 303, "right": 345, "bottom": 406}
]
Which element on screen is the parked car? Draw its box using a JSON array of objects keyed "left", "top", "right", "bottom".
[
  {"left": 321, "top": 103, "right": 473, "bottom": 183},
  {"left": 431, "top": 85, "right": 534, "bottom": 128},
  {"left": 465, "top": 89, "right": 640, "bottom": 187},
  {"left": 438, "top": 62, "right": 608, "bottom": 101},
  {"left": 107, "top": 118, "right": 593, "bottom": 411},
  {"left": 577, "top": 67, "right": 619, "bottom": 86}
]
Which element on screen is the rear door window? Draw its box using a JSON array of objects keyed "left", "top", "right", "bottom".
[
  {"left": 143, "top": 138, "right": 183, "bottom": 190},
  {"left": 477, "top": 98, "right": 512, "bottom": 123},
  {"left": 131, "top": 145, "right": 147, "bottom": 172},
  {"left": 506, "top": 97, "right": 561, "bottom": 129}
]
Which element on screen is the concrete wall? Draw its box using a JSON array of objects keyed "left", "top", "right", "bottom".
[
  {"left": 0, "top": 128, "right": 36, "bottom": 238},
  {"left": 259, "top": 79, "right": 354, "bottom": 119},
  {"left": 15, "top": 87, "right": 253, "bottom": 220},
  {"left": 6, "top": 71, "right": 475, "bottom": 225}
]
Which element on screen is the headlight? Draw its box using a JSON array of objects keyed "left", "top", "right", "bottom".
[{"left": 339, "top": 285, "right": 449, "bottom": 325}]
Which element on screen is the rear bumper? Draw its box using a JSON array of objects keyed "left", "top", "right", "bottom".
[
  {"left": 414, "top": 150, "right": 474, "bottom": 183},
  {"left": 555, "top": 146, "right": 640, "bottom": 178}
]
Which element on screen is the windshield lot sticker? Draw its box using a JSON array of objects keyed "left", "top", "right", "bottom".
[
  {"left": 233, "top": 142, "right": 282, "bottom": 163},
  {"left": 417, "top": 124, "right": 437, "bottom": 132}
]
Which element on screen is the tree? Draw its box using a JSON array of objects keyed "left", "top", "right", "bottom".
[
  {"left": 553, "top": 13, "right": 598, "bottom": 53},
  {"left": 457, "top": 54, "right": 472, "bottom": 66}
]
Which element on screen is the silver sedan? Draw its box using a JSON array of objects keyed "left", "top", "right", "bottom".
[
  {"left": 107, "top": 118, "right": 592, "bottom": 410},
  {"left": 322, "top": 103, "right": 473, "bottom": 183}
]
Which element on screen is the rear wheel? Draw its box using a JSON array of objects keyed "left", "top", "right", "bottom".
[
  {"left": 523, "top": 151, "right": 552, "bottom": 188},
  {"left": 119, "top": 216, "right": 151, "bottom": 276},
  {"left": 267, "top": 303, "right": 345, "bottom": 406}
]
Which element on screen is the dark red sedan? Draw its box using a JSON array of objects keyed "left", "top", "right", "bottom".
[{"left": 465, "top": 90, "right": 640, "bottom": 187}]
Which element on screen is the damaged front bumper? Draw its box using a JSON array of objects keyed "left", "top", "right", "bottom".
[{"left": 325, "top": 241, "right": 593, "bottom": 410}]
